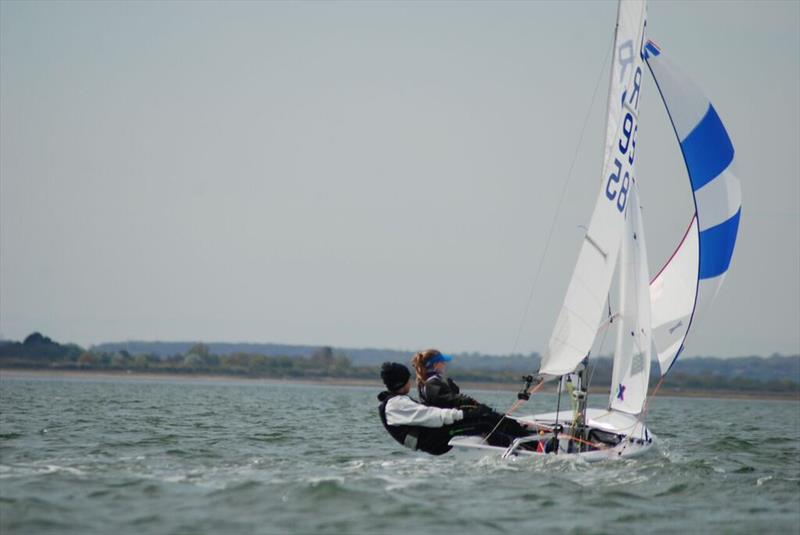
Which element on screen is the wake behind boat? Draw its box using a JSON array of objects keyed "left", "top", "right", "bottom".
[{"left": 447, "top": 0, "right": 741, "bottom": 461}]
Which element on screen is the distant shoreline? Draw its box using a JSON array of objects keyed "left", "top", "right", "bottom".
[{"left": 2, "top": 368, "right": 797, "bottom": 401}]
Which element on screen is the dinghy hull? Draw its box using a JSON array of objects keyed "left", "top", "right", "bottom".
[{"left": 448, "top": 408, "right": 655, "bottom": 461}]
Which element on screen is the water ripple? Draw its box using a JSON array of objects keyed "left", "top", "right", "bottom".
[{"left": 1, "top": 377, "right": 798, "bottom": 535}]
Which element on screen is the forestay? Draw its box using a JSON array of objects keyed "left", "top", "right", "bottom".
[
  {"left": 610, "top": 181, "right": 651, "bottom": 415},
  {"left": 541, "top": 0, "right": 648, "bottom": 376},
  {"left": 645, "top": 40, "right": 741, "bottom": 375}
]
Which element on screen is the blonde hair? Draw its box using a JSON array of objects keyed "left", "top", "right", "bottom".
[{"left": 411, "top": 349, "right": 442, "bottom": 385}]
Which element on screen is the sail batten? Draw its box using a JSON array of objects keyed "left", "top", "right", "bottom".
[
  {"left": 448, "top": 0, "right": 742, "bottom": 459},
  {"left": 540, "top": 0, "right": 647, "bottom": 377},
  {"left": 609, "top": 181, "right": 651, "bottom": 415}
]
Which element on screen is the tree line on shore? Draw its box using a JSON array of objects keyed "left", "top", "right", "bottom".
[
  {"left": 1, "top": 332, "right": 798, "bottom": 394},
  {"left": 0, "top": 333, "right": 356, "bottom": 379}
]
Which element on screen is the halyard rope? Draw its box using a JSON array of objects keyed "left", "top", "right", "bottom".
[
  {"left": 508, "top": 32, "right": 616, "bottom": 357},
  {"left": 479, "top": 379, "right": 545, "bottom": 445},
  {"left": 616, "top": 374, "right": 667, "bottom": 455},
  {"left": 481, "top": 31, "right": 616, "bottom": 450}
]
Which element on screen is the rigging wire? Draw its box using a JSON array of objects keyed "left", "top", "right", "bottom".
[
  {"left": 480, "top": 31, "right": 617, "bottom": 449},
  {"left": 614, "top": 189, "right": 659, "bottom": 455},
  {"left": 479, "top": 380, "right": 544, "bottom": 445},
  {"left": 586, "top": 298, "right": 616, "bottom": 394},
  {"left": 508, "top": 31, "right": 616, "bottom": 357},
  {"left": 593, "top": 300, "right": 615, "bottom": 386},
  {"left": 552, "top": 376, "right": 564, "bottom": 454},
  {"left": 615, "top": 375, "right": 667, "bottom": 455}
]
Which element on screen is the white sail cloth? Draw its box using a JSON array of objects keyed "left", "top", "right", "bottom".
[
  {"left": 541, "top": 0, "right": 648, "bottom": 376},
  {"left": 645, "top": 40, "right": 741, "bottom": 375},
  {"left": 610, "top": 181, "right": 651, "bottom": 415}
]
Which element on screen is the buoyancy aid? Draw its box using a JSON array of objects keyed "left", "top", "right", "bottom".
[
  {"left": 419, "top": 374, "right": 480, "bottom": 409},
  {"left": 377, "top": 391, "right": 420, "bottom": 450}
]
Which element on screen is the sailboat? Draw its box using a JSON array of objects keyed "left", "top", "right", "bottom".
[{"left": 449, "top": 0, "right": 741, "bottom": 460}]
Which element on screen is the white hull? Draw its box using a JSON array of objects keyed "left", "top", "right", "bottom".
[{"left": 448, "top": 408, "right": 655, "bottom": 461}]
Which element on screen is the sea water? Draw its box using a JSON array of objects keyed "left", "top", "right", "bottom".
[{"left": 1, "top": 374, "right": 798, "bottom": 534}]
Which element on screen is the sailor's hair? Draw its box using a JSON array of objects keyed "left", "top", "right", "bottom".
[{"left": 411, "top": 349, "right": 442, "bottom": 385}]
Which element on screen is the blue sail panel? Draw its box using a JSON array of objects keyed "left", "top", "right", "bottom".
[
  {"left": 698, "top": 209, "right": 741, "bottom": 280},
  {"left": 680, "top": 105, "right": 735, "bottom": 191},
  {"left": 645, "top": 38, "right": 741, "bottom": 376}
]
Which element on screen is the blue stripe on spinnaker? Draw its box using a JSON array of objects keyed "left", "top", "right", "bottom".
[
  {"left": 699, "top": 208, "right": 740, "bottom": 279},
  {"left": 645, "top": 41, "right": 661, "bottom": 57},
  {"left": 681, "top": 104, "right": 735, "bottom": 191}
]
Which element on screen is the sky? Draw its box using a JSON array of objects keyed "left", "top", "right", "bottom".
[{"left": 1, "top": 1, "right": 798, "bottom": 358}]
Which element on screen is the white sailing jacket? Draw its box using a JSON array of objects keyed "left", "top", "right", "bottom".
[{"left": 384, "top": 395, "right": 464, "bottom": 428}]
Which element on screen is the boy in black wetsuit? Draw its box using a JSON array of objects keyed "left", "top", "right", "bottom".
[{"left": 377, "top": 362, "right": 533, "bottom": 455}]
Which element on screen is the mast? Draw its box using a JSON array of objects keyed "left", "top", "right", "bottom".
[
  {"left": 609, "top": 181, "right": 652, "bottom": 415},
  {"left": 539, "top": 0, "right": 648, "bottom": 378}
]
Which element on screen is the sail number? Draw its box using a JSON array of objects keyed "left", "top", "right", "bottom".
[
  {"left": 605, "top": 158, "right": 630, "bottom": 212},
  {"left": 605, "top": 111, "right": 637, "bottom": 212}
]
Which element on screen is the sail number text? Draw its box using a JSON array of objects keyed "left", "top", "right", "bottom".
[{"left": 605, "top": 110, "right": 638, "bottom": 212}]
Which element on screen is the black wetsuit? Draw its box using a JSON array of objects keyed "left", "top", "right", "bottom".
[
  {"left": 419, "top": 373, "right": 532, "bottom": 440},
  {"left": 377, "top": 391, "right": 524, "bottom": 455},
  {"left": 419, "top": 374, "right": 481, "bottom": 409},
  {"left": 378, "top": 391, "right": 454, "bottom": 455}
]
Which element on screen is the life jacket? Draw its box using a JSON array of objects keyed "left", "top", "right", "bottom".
[
  {"left": 419, "top": 374, "right": 478, "bottom": 409},
  {"left": 377, "top": 391, "right": 420, "bottom": 450}
]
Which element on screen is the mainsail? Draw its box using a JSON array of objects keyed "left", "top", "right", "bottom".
[
  {"left": 541, "top": 0, "right": 648, "bottom": 376},
  {"left": 609, "top": 181, "right": 651, "bottom": 415},
  {"left": 645, "top": 40, "right": 741, "bottom": 375},
  {"left": 448, "top": 0, "right": 742, "bottom": 461}
]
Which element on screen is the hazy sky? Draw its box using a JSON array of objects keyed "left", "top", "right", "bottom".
[{"left": 1, "top": 1, "right": 798, "bottom": 358}]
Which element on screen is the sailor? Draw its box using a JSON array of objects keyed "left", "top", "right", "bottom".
[
  {"left": 378, "top": 362, "right": 495, "bottom": 455},
  {"left": 378, "top": 362, "right": 534, "bottom": 455},
  {"left": 412, "top": 349, "right": 482, "bottom": 409},
  {"left": 411, "top": 349, "right": 532, "bottom": 439}
]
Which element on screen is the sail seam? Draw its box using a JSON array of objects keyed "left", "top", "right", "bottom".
[{"left": 645, "top": 51, "right": 701, "bottom": 376}]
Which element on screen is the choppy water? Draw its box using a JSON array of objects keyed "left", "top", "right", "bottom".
[{"left": 1, "top": 374, "right": 798, "bottom": 534}]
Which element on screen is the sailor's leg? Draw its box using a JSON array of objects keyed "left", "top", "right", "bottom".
[
  {"left": 414, "top": 427, "right": 454, "bottom": 455},
  {"left": 495, "top": 416, "right": 533, "bottom": 438},
  {"left": 450, "top": 420, "right": 516, "bottom": 448}
]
